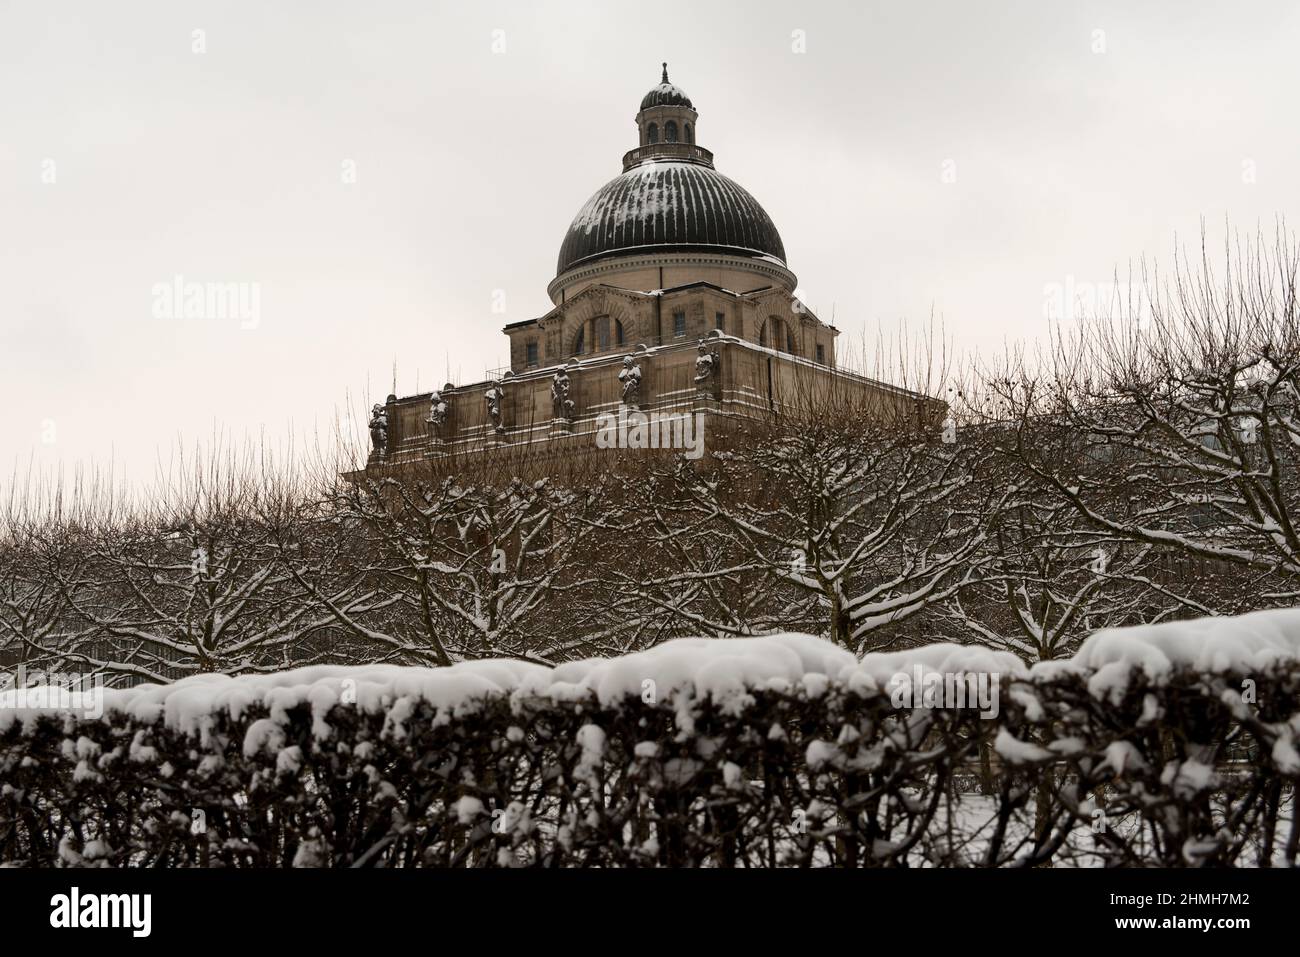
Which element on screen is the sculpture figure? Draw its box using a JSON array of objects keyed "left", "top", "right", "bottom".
[
  {"left": 368, "top": 403, "right": 388, "bottom": 457},
  {"left": 484, "top": 382, "right": 505, "bottom": 433},
  {"left": 426, "top": 390, "right": 448, "bottom": 429},
  {"left": 551, "top": 368, "right": 575, "bottom": 421},
  {"left": 619, "top": 355, "right": 642, "bottom": 409},
  {"left": 693, "top": 341, "right": 720, "bottom": 388}
]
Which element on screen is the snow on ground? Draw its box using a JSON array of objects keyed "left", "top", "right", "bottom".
[{"left": 3, "top": 609, "right": 1300, "bottom": 733}]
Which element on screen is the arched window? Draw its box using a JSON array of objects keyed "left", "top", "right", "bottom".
[
  {"left": 665, "top": 120, "right": 678, "bottom": 143},
  {"left": 684, "top": 123, "right": 693, "bottom": 144},
  {"left": 760, "top": 316, "right": 794, "bottom": 352},
  {"left": 647, "top": 123, "right": 658, "bottom": 145},
  {"left": 576, "top": 317, "right": 622, "bottom": 356}
]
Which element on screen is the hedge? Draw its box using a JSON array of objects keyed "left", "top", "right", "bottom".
[{"left": 2, "top": 613, "right": 1299, "bottom": 867}]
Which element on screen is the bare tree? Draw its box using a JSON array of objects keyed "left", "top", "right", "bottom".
[
  {"left": 979, "top": 226, "right": 1300, "bottom": 614},
  {"left": 659, "top": 407, "right": 1011, "bottom": 653},
  {"left": 319, "top": 470, "right": 617, "bottom": 665}
]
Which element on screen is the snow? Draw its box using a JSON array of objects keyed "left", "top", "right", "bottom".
[
  {"left": 721, "top": 761, "right": 743, "bottom": 788},
  {"left": 843, "top": 643, "right": 1026, "bottom": 697},
  {"left": 805, "top": 740, "right": 840, "bottom": 770},
  {"left": 524, "top": 633, "right": 856, "bottom": 708},
  {"left": 993, "top": 729, "right": 1053, "bottom": 764},
  {"left": 1070, "top": 607, "right": 1300, "bottom": 702},
  {"left": 3, "top": 609, "right": 1299, "bottom": 738},
  {"left": 1271, "top": 734, "right": 1300, "bottom": 774},
  {"left": 0, "top": 659, "right": 549, "bottom": 735},
  {"left": 453, "top": 796, "right": 485, "bottom": 824},
  {"left": 1100, "top": 740, "right": 1147, "bottom": 776},
  {"left": 1162, "top": 759, "right": 1219, "bottom": 798},
  {"left": 574, "top": 723, "right": 607, "bottom": 782}
]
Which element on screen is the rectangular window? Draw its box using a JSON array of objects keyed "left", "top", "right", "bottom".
[
  {"left": 816, "top": 343, "right": 826, "bottom": 365},
  {"left": 715, "top": 312, "right": 725, "bottom": 331},
  {"left": 673, "top": 311, "right": 686, "bottom": 338},
  {"left": 526, "top": 341, "right": 539, "bottom": 368}
]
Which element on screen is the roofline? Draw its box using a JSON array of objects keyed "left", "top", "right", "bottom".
[
  {"left": 559, "top": 243, "right": 787, "bottom": 276},
  {"left": 549, "top": 248, "right": 797, "bottom": 304},
  {"left": 387, "top": 338, "right": 940, "bottom": 422},
  {"left": 656, "top": 279, "right": 737, "bottom": 295}
]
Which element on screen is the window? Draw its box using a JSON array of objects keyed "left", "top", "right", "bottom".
[
  {"left": 673, "top": 311, "right": 686, "bottom": 338},
  {"left": 760, "top": 316, "right": 781, "bottom": 349},
  {"left": 715, "top": 312, "right": 725, "bottom": 331},
  {"left": 665, "top": 120, "right": 678, "bottom": 143},
  {"left": 526, "top": 341, "right": 539, "bottom": 368},
  {"left": 595, "top": 316, "right": 610, "bottom": 352},
  {"left": 647, "top": 123, "right": 658, "bottom": 145},
  {"left": 816, "top": 343, "right": 825, "bottom": 365},
  {"left": 786, "top": 329, "right": 797, "bottom": 354},
  {"left": 573, "top": 327, "right": 585, "bottom": 355},
  {"left": 615, "top": 319, "right": 625, "bottom": 345},
  {"left": 685, "top": 123, "right": 693, "bottom": 144}
]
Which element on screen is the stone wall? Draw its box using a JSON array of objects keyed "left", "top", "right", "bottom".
[
  {"left": 507, "top": 260, "right": 837, "bottom": 377},
  {"left": 365, "top": 337, "right": 938, "bottom": 474}
]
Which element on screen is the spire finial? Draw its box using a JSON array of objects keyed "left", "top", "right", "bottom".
[{"left": 662, "top": 62, "right": 669, "bottom": 83}]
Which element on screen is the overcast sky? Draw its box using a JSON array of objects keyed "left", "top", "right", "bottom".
[{"left": 3, "top": 0, "right": 1299, "bottom": 485}]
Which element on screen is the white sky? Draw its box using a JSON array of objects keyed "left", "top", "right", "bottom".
[{"left": 3, "top": 0, "right": 1299, "bottom": 485}]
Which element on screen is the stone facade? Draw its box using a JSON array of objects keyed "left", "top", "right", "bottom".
[
  {"left": 360, "top": 65, "right": 935, "bottom": 474},
  {"left": 505, "top": 275, "right": 836, "bottom": 375},
  {"left": 373, "top": 333, "right": 931, "bottom": 470}
]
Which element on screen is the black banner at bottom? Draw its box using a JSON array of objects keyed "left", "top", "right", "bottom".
[{"left": 0, "top": 867, "right": 1284, "bottom": 943}]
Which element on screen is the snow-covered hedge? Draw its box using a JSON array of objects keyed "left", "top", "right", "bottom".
[{"left": 3, "top": 610, "right": 1299, "bottom": 867}]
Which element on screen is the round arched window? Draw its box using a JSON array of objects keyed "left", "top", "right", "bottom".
[
  {"left": 647, "top": 123, "right": 658, "bottom": 145},
  {"left": 665, "top": 120, "right": 678, "bottom": 143}
]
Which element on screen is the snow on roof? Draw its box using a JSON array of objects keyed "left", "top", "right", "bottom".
[
  {"left": 557, "top": 162, "right": 787, "bottom": 274},
  {"left": 4, "top": 610, "right": 1300, "bottom": 734}
]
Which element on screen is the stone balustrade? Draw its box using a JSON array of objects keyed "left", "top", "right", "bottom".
[{"left": 621, "top": 143, "right": 714, "bottom": 171}]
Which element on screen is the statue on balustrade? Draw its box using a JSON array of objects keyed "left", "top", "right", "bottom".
[
  {"left": 693, "top": 341, "right": 721, "bottom": 393},
  {"left": 619, "top": 355, "right": 643, "bottom": 410},
  {"left": 368, "top": 403, "right": 388, "bottom": 459},
  {"left": 484, "top": 382, "right": 505, "bottom": 433},
  {"left": 551, "top": 367, "right": 575, "bottom": 422},
  {"left": 427, "top": 390, "right": 449, "bottom": 429}
]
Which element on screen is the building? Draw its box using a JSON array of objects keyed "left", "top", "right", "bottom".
[{"left": 364, "top": 65, "right": 929, "bottom": 471}]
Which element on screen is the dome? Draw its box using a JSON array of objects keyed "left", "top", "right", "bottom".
[
  {"left": 556, "top": 162, "right": 787, "bottom": 275},
  {"left": 640, "top": 81, "right": 693, "bottom": 111},
  {"left": 639, "top": 62, "right": 694, "bottom": 111}
]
